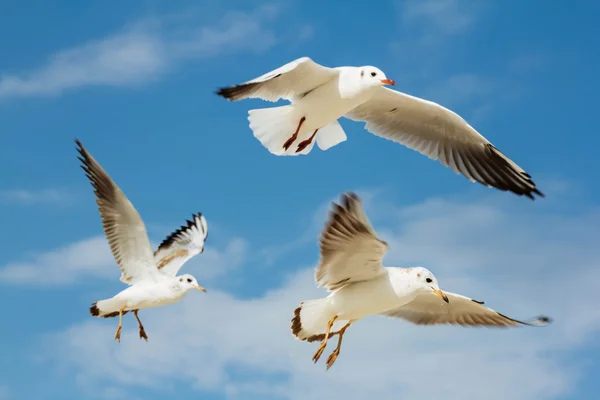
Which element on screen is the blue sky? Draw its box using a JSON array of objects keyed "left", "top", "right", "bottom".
[{"left": 1, "top": 0, "right": 599, "bottom": 399}]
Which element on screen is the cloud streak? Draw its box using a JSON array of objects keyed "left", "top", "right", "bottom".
[
  {"left": 0, "top": 5, "right": 281, "bottom": 99},
  {"left": 0, "top": 234, "right": 249, "bottom": 286},
  {"left": 0, "top": 189, "right": 73, "bottom": 205}
]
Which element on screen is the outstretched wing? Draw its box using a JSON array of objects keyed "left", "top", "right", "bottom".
[
  {"left": 315, "top": 192, "right": 388, "bottom": 291},
  {"left": 154, "top": 213, "right": 208, "bottom": 277},
  {"left": 76, "top": 139, "right": 159, "bottom": 285},
  {"left": 345, "top": 88, "right": 543, "bottom": 199},
  {"left": 215, "top": 57, "right": 338, "bottom": 102},
  {"left": 381, "top": 291, "right": 551, "bottom": 327}
]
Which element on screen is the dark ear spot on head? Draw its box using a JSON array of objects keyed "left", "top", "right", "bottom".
[{"left": 360, "top": 70, "right": 364, "bottom": 77}]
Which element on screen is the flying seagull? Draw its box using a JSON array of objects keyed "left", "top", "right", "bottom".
[
  {"left": 217, "top": 57, "right": 543, "bottom": 200},
  {"left": 291, "top": 192, "right": 551, "bottom": 370},
  {"left": 76, "top": 139, "right": 209, "bottom": 342}
]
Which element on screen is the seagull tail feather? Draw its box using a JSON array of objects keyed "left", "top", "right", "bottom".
[
  {"left": 89, "top": 299, "right": 129, "bottom": 318},
  {"left": 248, "top": 106, "right": 315, "bottom": 156},
  {"left": 291, "top": 298, "right": 347, "bottom": 342}
]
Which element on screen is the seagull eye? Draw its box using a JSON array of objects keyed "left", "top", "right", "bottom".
[
  {"left": 426, "top": 278, "right": 433, "bottom": 283},
  {"left": 371, "top": 72, "right": 377, "bottom": 77},
  {"left": 187, "top": 278, "right": 192, "bottom": 283}
]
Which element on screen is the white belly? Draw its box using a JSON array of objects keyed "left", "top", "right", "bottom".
[
  {"left": 328, "top": 273, "right": 415, "bottom": 320},
  {"left": 117, "top": 283, "right": 186, "bottom": 310},
  {"left": 296, "top": 79, "right": 373, "bottom": 133}
]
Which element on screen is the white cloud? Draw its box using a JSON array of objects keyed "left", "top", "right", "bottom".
[
  {"left": 0, "top": 236, "right": 114, "bottom": 285},
  {"left": 0, "top": 189, "right": 73, "bottom": 205},
  {"left": 37, "top": 193, "right": 600, "bottom": 400},
  {"left": 0, "top": 234, "right": 248, "bottom": 286},
  {"left": 0, "top": 5, "right": 282, "bottom": 99},
  {"left": 400, "top": 0, "right": 487, "bottom": 44}
]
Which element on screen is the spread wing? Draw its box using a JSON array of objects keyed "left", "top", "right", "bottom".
[
  {"left": 215, "top": 57, "right": 338, "bottom": 102},
  {"left": 381, "top": 291, "right": 551, "bottom": 327},
  {"left": 315, "top": 192, "right": 388, "bottom": 291},
  {"left": 153, "top": 213, "right": 208, "bottom": 277},
  {"left": 76, "top": 139, "right": 159, "bottom": 285},
  {"left": 345, "top": 88, "right": 544, "bottom": 199}
]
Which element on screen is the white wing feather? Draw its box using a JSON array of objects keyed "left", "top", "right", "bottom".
[
  {"left": 76, "top": 140, "right": 160, "bottom": 285},
  {"left": 381, "top": 291, "right": 551, "bottom": 327},
  {"left": 345, "top": 88, "right": 543, "bottom": 199},
  {"left": 316, "top": 192, "right": 388, "bottom": 291},
  {"left": 216, "top": 57, "right": 339, "bottom": 103},
  {"left": 154, "top": 213, "right": 208, "bottom": 277}
]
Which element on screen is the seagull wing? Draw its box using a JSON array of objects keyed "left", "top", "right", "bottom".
[
  {"left": 154, "top": 213, "right": 208, "bottom": 277},
  {"left": 381, "top": 291, "right": 551, "bottom": 327},
  {"left": 315, "top": 192, "right": 388, "bottom": 291},
  {"left": 216, "top": 57, "right": 338, "bottom": 102},
  {"left": 76, "top": 140, "right": 159, "bottom": 285},
  {"left": 345, "top": 88, "right": 543, "bottom": 199}
]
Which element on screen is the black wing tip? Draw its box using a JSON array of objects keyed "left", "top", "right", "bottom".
[
  {"left": 156, "top": 211, "right": 206, "bottom": 252},
  {"left": 497, "top": 311, "right": 552, "bottom": 327},
  {"left": 338, "top": 192, "right": 361, "bottom": 208},
  {"left": 215, "top": 84, "right": 249, "bottom": 101},
  {"left": 484, "top": 144, "right": 545, "bottom": 200},
  {"left": 532, "top": 315, "right": 552, "bottom": 325},
  {"left": 215, "top": 86, "right": 235, "bottom": 99},
  {"left": 521, "top": 186, "right": 545, "bottom": 200}
]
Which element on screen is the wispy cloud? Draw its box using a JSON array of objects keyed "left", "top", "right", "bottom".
[
  {"left": 0, "top": 234, "right": 248, "bottom": 286},
  {"left": 399, "top": 0, "right": 488, "bottom": 45},
  {"left": 37, "top": 192, "right": 600, "bottom": 399},
  {"left": 0, "top": 189, "right": 73, "bottom": 205},
  {"left": 0, "top": 237, "right": 114, "bottom": 285},
  {"left": 0, "top": 5, "right": 282, "bottom": 99}
]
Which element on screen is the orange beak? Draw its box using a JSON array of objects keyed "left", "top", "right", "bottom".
[{"left": 381, "top": 79, "right": 396, "bottom": 86}]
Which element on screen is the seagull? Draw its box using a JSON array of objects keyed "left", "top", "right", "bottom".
[
  {"left": 290, "top": 192, "right": 551, "bottom": 370},
  {"left": 76, "top": 139, "right": 209, "bottom": 342},
  {"left": 216, "top": 57, "right": 543, "bottom": 200}
]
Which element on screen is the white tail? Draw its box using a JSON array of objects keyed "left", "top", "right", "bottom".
[
  {"left": 316, "top": 120, "right": 347, "bottom": 151},
  {"left": 248, "top": 107, "right": 348, "bottom": 156},
  {"left": 90, "top": 298, "right": 127, "bottom": 318},
  {"left": 291, "top": 298, "right": 348, "bottom": 342},
  {"left": 248, "top": 106, "right": 310, "bottom": 156}
]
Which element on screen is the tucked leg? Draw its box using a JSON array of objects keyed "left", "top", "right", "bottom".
[
  {"left": 295, "top": 129, "right": 319, "bottom": 153},
  {"left": 133, "top": 310, "right": 148, "bottom": 341},
  {"left": 283, "top": 117, "right": 306, "bottom": 151},
  {"left": 312, "top": 315, "right": 338, "bottom": 363},
  {"left": 325, "top": 321, "right": 352, "bottom": 370},
  {"left": 113, "top": 306, "right": 127, "bottom": 342}
]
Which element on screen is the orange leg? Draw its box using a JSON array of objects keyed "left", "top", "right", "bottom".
[
  {"left": 113, "top": 306, "right": 127, "bottom": 342},
  {"left": 295, "top": 129, "right": 319, "bottom": 153},
  {"left": 312, "top": 315, "right": 338, "bottom": 363},
  {"left": 283, "top": 117, "right": 306, "bottom": 151},
  {"left": 325, "top": 321, "right": 352, "bottom": 370}
]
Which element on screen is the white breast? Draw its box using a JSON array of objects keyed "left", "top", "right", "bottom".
[
  {"left": 328, "top": 271, "right": 415, "bottom": 320},
  {"left": 297, "top": 77, "right": 375, "bottom": 132}
]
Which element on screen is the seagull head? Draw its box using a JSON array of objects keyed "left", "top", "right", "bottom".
[
  {"left": 411, "top": 266, "right": 448, "bottom": 303},
  {"left": 359, "top": 66, "right": 396, "bottom": 87},
  {"left": 177, "top": 274, "right": 207, "bottom": 293}
]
